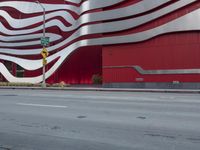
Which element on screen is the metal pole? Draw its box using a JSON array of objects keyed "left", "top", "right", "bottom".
[{"left": 36, "top": 1, "right": 46, "bottom": 88}]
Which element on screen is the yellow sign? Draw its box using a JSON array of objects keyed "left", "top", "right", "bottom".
[
  {"left": 41, "top": 48, "right": 49, "bottom": 58},
  {"left": 43, "top": 58, "right": 47, "bottom": 65}
]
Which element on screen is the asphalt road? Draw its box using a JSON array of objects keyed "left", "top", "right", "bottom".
[{"left": 0, "top": 89, "right": 200, "bottom": 150}]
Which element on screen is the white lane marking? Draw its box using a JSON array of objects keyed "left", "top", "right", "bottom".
[{"left": 16, "top": 103, "right": 68, "bottom": 108}]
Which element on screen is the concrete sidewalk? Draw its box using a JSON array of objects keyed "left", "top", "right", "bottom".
[{"left": 0, "top": 86, "right": 200, "bottom": 94}]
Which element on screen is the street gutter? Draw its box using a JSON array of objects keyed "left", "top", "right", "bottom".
[{"left": 0, "top": 86, "right": 200, "bottom": 94}]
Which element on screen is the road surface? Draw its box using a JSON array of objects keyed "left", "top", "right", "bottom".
[{"left": 0, "top": 89, "right": 200, "bottom": 150}]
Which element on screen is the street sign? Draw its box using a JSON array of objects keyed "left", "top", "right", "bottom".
[
  {"left": 41, "top": 48, "right": 49, "bottom": 59},
  {"left": 41, "top": 37, "right": 50, "bottom": 46}
]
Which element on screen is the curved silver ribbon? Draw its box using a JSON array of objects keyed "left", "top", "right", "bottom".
[
  {"left": 0, "top": 33, "right": 62, "bottom": 42},
  {"left": 0, "top": 0, "right": 199, "bottom": 83},
  {"left": 1, "top": 8, "right": 200, "bottom": 83},
  {"left": 0, "top": 0, "right": 195, "bottom": 53},
  {"left": 0, "top": 0, "right": 170, "bottom": 32},
  {"left": 65, "top": 0, "right": 82, "bottom": 4},
  {"left": 0, "top": 10, "right": 75, "bottom": 29},
  {"left": 0, "top": 0, "right": 124, "bottom": 15}
]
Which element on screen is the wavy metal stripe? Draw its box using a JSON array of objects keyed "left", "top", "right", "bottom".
[
  {"left": 65, "top": 0, "right": 82, "bottom": 4},
  {"left": 0, "top": 0, "right": 195, "bottom": 52},
  {"left": 80, "top": 0, "right": 125, "bottom": 13},
  {"left": 0, "top": 10, "right": 75, "bottom": 29},
  {"left": 103, "top": 66, "right": 200, "bottom": 75},
  {"left": 0, "top": 1, "right": 125, "bottom": 35},
  {"left": 0, "top": 33, "right": 62, "bottom": 42},
  {"left": 85, "top": 0, "right": 172, "bottom": 23},
  {"left": 0, "top": 0, "right": 170, "bottom": 32},
  {"left": 0, "top": 19, "right": 67, "bottom": 35},
  {"left": 0, "top": 0, "right": 126, "bottom": 30},
  {"left": 0, "top": 0, "right": 124, "bottom": 15},
  {"left": 0, "top": 1, "right": 79, "bottom": 14},
  {"left": 1, "top": 7, "right": 200, "bottom": 72},
  {"left": 0, "top": 38, "right": 60, "bottom": 48},
  {"left": 95, "top": 8, "right": 200, "bottom": 45},
  {"left": 0, "top": 0, "right": 199, "bottom": 83},
  {"left": 0, "top": 53, "right": 59, "bottom": 71},
  {"left": 133, "top": 66, "right": 200, "bottom": 75},
  {"left": 1, "top": 8, "right": 200, "bottom": 83}
]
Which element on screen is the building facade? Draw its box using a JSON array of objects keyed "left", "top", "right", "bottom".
[{"left": 0, "top": 0, "right": 200, "bottom": 88}]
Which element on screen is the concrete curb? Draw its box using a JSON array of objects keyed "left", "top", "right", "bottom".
[{"left": 0, "top": 86, "right": 200, "bottom": 94}]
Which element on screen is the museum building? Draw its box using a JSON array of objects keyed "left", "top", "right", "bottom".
[{"left": 0, "top": 0, "right": 200, "bottom": 88}]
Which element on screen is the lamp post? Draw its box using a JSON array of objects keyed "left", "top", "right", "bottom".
[{"left": 36, "top": 1, "right": 46, "bottom": 88}]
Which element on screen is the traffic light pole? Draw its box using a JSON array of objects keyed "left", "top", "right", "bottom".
[{"left": 36, "top": 1, "right": 46, "bottom": 88}]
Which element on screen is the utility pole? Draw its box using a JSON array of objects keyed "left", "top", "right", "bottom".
[{"left": 36, "top": 1, "right": 47, "bottom": 88}]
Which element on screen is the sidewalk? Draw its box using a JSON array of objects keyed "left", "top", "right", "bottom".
[{"left": 0, "top": 86, "right": 200, "bottom": 94}]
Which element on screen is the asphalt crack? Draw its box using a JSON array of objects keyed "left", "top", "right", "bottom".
[
  {"left": 51, "top": 126, "right": 61, "bottom": 130},
  {"left": 0, "top": 94, "right": 18, "bottom": 97},
  {"left": 0, "top": 145, "right": 11, "bottom": 150},
  {"left": 77, "top": 115, "right": 87, "bottom": 119},
  {"left": 137, "top": 116, "right": 146, "bottom": 119},
  {"left": 144, "top": 133, "right": 176, "bottom": 139},
  {"left": 187, "top": 138, "right": 200, "bottom": 143}
]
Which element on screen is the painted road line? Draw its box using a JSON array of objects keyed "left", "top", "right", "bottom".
[{"left": 16, "top": 103, "right": 68, "bottom": 108}]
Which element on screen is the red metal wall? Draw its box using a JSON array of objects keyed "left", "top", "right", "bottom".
[
  {"left": 0, "top": 0, "right": 102, "bottom": 84},
  {"left": 102, "top": 1, "right": 200, "bottom": 84},
  {"left": 47, "top": 46, "right": 102, "bottom": 84},
  {"left": 1, "top": 0, "right": 200, "bottom": 85},
  {"left": 103, "top": 32, "right": 200, "bottom": 83}
]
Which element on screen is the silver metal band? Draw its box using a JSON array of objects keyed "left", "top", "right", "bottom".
[
  {"left": 0, "top": 0, "right": 199, "bottom": 83},
  {"left": 103, "top": 66, "right": 200, "bottom": 75}
]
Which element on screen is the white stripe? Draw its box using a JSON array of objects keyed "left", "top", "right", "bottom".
[
  {"left": 65, "top": 0, "right": 82, "bottom": 4},
  {"left": 0, "top": 2, "right": 79, "bottom": 14},
  {"left": 16, "top": 103, "right": 68, "bottom": 108},
  {"left": 0, "top": 33, "right": 61, "bottom": 42},
  {"left": 0, "top": 0, "right": 195, "bottom": 52},
  {"left": 0, "top": 10, "right": 75, "bottom": 29}
]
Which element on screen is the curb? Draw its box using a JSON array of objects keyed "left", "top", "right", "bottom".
[{"left": 0, "top": 86, "right": 200, "bottom": 94}]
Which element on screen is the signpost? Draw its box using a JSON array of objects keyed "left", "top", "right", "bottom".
[
  {"left": 41, "top": 48, "right": 49, "bottom": 65},
  {"left": 36, "top": 1, "right": 48, "bottom": 88},
  {"left": 41, "top": 37, "right": 50, "bottom": 46},
  {"left": 41, "top": 48, "right": 49, "bottom": 59}
]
